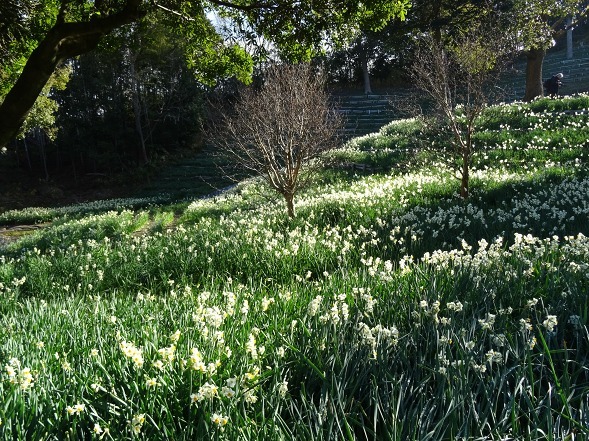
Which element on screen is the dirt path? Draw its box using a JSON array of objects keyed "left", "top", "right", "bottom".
[{"left": 0, "top": 224, "right": 46, "bottom": 248}]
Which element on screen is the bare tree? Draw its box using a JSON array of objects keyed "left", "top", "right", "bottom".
[
  {"left": 208, "top": 63, "right": 343, "bottom": 218},
  {"left": 411, "top": 24, "right": 512, "bottom": 198}
]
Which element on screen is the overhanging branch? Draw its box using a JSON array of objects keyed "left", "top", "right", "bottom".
[
  {"left": 0, "top": 0, "right": 146, "bottom": 147},
  {"left": 207, "top": 0, "right": 278, "bottom": 12},
  {"left": 551, "top": 4, "right": 589, "bottom": 37},
  {"left": 152, "top": 2, "right": 196, "bottom": 21}
]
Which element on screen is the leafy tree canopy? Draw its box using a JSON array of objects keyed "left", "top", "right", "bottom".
[
  {"left": 511, "top": 0, "right": 589, "bottom": 51},
  {"left": 0, "top": 0, "right": 413, "bottom": 88},
  {"left": 0, "top": 0, "right": 410, "bottom": 147}
]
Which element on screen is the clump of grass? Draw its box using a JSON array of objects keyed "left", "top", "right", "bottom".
[{"left": 0, "top": 195, "right": 170, "bottom": 227}]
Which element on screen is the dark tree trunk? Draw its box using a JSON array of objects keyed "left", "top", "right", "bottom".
[
  {"left": 128, "top": 48, "right": 148, "bottom": 164},
  {"left": 133, "top": 82, "right": 148, "bottom": 164},
  {"left": 0, "top": 1, "right": 144, "bottom": 147},
  {"left": 524, "top": 48, "right": 546, "bottom": 102},
  {"left": 38, "top": 130, "right": 49, "bottom": 181},
  {"left": 23, "top": 138, "right": 32, "bottom": 171},
  {"left": 567, "top": 17, "right": 573, "bottom": 59},
  {"left": 360, "top": 50, "right": 372, "bottom": 95}
]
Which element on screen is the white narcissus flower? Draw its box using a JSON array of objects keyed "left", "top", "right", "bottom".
[
  {"left": 543, "top": 315, "right": 558, "bottom": 332},
  {"left": 211, "top": 413, "right": 229, "bottom": 426}
]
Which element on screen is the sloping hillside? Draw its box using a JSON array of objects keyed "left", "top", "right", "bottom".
[{"left": 1, "top": 96, "right": 589, "bottom": 440}]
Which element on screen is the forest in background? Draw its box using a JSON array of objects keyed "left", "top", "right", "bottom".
[
  {"left": 1, "top": 0, "right": 589, "bottom": 211},
  {"left": 0, "top": 11, "right": 414, "bottom": 209}
]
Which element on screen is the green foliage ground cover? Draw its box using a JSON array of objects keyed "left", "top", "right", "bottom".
[{"left": 1, "top": 95, "right": 589, "bottom": 439}]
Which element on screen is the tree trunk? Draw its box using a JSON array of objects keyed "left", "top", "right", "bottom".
[
  {"left": 567, "top": 17, "right": 573, "bottom": 59},
  {"left": 38, "top": 130, "right": 49, "bottom": 181},
  {"left": 284, "top": 193, "right": 295, "bottom": 218},
  {"left": 128, "top": 48, "right": 148, "bottom": 164},
  {"left": 0, "top": 1, "right": 144, "bottom": 148},
  {"left": 23, "top": 138, "right": 32, "bottom": 171},
  {"left": 460, "top": 152, "right": 469, "bottom": 199},
  {"left": 524, "top": 48, "right": 546, "bottom": 101},
  {"left": 360, "top": 50, "right": 373, "bottom": 95},
  {"left": 133, "top": 82, "right": 148, "bottom": 164}
]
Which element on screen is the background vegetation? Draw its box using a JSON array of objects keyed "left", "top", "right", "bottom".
[{"left": 2, "top": 0, "right": 588, "bottom": 208}]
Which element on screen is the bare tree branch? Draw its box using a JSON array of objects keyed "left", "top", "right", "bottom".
[
  {"left": 152, "top": 2, "right": 196, "bottom": 21},
  {"left": 206, "top": 63, "right": 343, "bottom": 217},
  {"left": 411, "top": 23, "right": 512, "bottom": 198},
  {"left": 207, "top": 0, "right": 278, "bottom": 12}
]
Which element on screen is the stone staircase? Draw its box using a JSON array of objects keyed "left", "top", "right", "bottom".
[
  {"left": 332, "top": 92, "right": 413, "bottom": 138},
  {"left": 137, "top": 145, "right": 234, "bottom": 200}
]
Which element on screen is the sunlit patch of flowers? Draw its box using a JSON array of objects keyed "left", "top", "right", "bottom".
[
  {"left": 245, "top": 333, "right": 260, "bottom": 359},
  {"left": 130, "top": 413, "right": 146, "bottom": 435},
  {"left": 189, "top": 347, "right": 207, "bottom": 373},
  {"left": 66, "top": 403, "right": 85, "bottom": 416},
  {"left": 119, "top": 340, "right": 144, "bottom": 368},
  {"left": 4, "top": 358, "right": 34, "bottom": 391},
  {"left": 192, "top": 382, "right": 219, "bottom": 402},
  {"left": 357, "top": 322, "right": 399, "bottom": 358},
  {"left": 93, "top": 423, "right": 108, "bottom": 437},
  {"left": 478, "top": 313, "right": 496, "bottom": 331},
  {"left": 145, "top": 377, "right": 159, "bottom": 388},
  {"left": 211, "top": 412, "right": 229, "bottom": 427},
  {"left": 0, "top": 195, "right": 169, "bottom": 226}
]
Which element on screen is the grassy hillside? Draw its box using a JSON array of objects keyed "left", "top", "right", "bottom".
[{"left": 1, "top": 95, "right": 589, "bottom": 440}]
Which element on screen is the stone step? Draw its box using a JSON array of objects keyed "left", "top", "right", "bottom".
[{"left": 339, "top": 109, "right": 391, "bottom": 116}]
